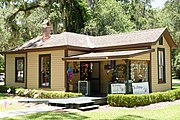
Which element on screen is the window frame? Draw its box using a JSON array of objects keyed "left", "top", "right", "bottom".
[
  {"left": 157, "top": 48, "right": 166, "bottom": 84},
  {"left": 15, "top": 57, "right": 24, "bottom": 83},
  {"left": 39, "top": 54, "right": 51, "bottom": 88}
]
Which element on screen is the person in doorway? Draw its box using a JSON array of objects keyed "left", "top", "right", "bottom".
[{"left": 138, "top": 74, "right": 143, "bottom": 82}]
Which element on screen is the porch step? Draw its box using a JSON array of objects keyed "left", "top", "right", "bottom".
[
  {"left": 78, "top": 105, "right": 99, "bottom": 111},
  {"left": 92, "top": 97, "right": 107, "bottom": 105},
  {"left": 48, "top": 99, "right": 95, "bottom": 109}
]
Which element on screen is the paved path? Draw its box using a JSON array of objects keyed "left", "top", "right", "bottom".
[
  {"left": 0, "top": 106, "right": 62, "bottom": 118},
  {"left": 172, "top": 79, "right": 180, "bottom": 85}
]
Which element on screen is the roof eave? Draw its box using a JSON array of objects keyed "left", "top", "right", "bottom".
[
  {"left": 0, "top": 45, "right": 92, "bottom": 54},
  {"left": 162, "top": 28, "right": 177, "bottom": 49},
  {"left": 62, "top": 49, "right": 155, "bottom": 61},
  {"left": 92, "top": 42, "right": 154, "bottom": 51}
]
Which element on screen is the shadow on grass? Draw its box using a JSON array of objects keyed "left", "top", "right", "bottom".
[
  {"left": 4, "top": 111, "right": 89, "bottom": 120},
  {"left": 115, "top": 115, "right": 157, "bottom": 120},
  {"left": 0, "top": 93, "right": 8, "bottom": 99}
]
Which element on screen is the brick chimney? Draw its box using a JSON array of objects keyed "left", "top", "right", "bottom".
[{"left": 42, "top": 20, "right": 51, "bottom": 42}]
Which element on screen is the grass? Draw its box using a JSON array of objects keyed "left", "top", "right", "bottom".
[
  {"left": 0, "top": 93, "right": 10, "bottom": 100},
  {"left": 0, "top": 85, "right": 180, "bottom": 119},
  {"left": 0, "top": 93, "right": 25, "bottom": 112},
  {"left": 0, "top": 103, "right": 25, "bottom": 112},
  {"left": 1, "top": 105, "right": 180, "bottom": 120},
  {"left": 172, "top": 84, "right": 180, "bottom": 89}
]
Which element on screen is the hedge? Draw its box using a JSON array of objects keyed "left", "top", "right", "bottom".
[
  {"left": 0, "top": 85, "right": 82, "bottom": 98},
  {"left": 107, "top": 88, "right": 180, "bottom": 107},
  {"left": 15, "top": 88, "right": 82, "bottom": 98},
  {"left": 0, "top": 85, "right": 18, "bottom": 94}
]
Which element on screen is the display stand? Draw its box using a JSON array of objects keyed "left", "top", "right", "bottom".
[{"left": 78, "top": 81, "right": 90, "bottom": 96}]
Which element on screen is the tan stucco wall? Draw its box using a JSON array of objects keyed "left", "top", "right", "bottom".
[
  {"left": 68, "top": 50, "right": 86, "bottom": 56},
  {"left": 129, "top": 53, "right": 150, "bottom": 60},
  {"left": 27, "top": 50, "right": 65, "bottom": 91},
  {"left": 151, "top": 36, "right": 171, "bottom": 92},
  {"left": 6, "top": 54, "right": 26, "bottom": 88}
]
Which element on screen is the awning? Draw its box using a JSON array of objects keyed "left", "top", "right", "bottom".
[{"left": 62, "top": 49, "right": 155, "bottom": 60}]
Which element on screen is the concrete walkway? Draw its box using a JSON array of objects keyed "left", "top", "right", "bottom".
[{"left": 0, "top": 106, "right": 62, "bottom": 118}]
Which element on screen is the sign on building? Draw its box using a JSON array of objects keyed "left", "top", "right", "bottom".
[
  {"left": 111, "top": 83, "right": 126, "bottom": 94},
  {"left": 132, "top": 82, "right": 149, "bottom": 94}
]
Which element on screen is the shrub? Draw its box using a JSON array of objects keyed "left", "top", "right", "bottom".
[
  {"left": 15, "top": 88, "right": 82, "bottom": 98},
  {"left": 0, "top": 85, "right": 82, "bottom": 98},
  {"left": 107, "top": 88, "right": 180, "bottom": 107},
  {"left": 38, "top": 91, "right": 82, "bottom": 99},
  {"left": 174, "top": 53, "right": 180, "bottom": 78},
  {"left": 0, "top": 85, "right": 18, "bottom": 94}
]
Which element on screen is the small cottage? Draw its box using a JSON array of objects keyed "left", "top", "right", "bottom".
[{"left": 1, "top": 22, "right": 176, "bottom": 95}]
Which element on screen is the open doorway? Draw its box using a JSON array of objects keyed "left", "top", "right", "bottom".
[{"left": 80, "top": 61, "right": 100, "bottom": 96}]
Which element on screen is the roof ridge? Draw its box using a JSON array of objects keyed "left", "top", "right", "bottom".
[{"left": 94, "top": 27, "right": 166, "bottom": 38}]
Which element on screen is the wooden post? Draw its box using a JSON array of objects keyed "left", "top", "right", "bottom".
[
  {"left": 125, "top": 59, "right": 130, "bottom": 94},
  {"left": 64, "top": 50, "right": 68, "bottom": 92}
]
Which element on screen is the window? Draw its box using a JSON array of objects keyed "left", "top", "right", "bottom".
[
  {"left": 130, "top": 60, "right": 148, "bottom": 82},
  {"left": 15, "top": 57, "right": 24, "bottom": 82},
  {"left": 157, "top": 48, "right": 165, "bottom": 83},
  {"left": 159, "top": 36, "right": 163, "bottom": 45},
  {"left": 39, "top": 54, "right": 51, "bottom": 88}
]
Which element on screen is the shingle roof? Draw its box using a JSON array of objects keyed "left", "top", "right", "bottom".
[
  {"left": 63, "top": 49, "right": 155, "bottom": 60},
  {"left": 3, "top": 27, "right": 176, "bottom": 53},
  {"left": 92, "top": 28, "right": 165, "bottom": 48}
]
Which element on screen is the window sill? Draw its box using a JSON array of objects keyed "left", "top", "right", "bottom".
[
  {"left": 15, "top": 81, "right": 24, "bottom": 83},
  {"left": 39, "top": 86, "right": 50, "bottom": 89},
  {"left": 158, "top": 82, "right": 166, "bottom": 84}
]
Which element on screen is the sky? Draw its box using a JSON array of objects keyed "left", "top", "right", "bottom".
[{"left": 151, "top": 0, "right": 167, "bottom": 8}]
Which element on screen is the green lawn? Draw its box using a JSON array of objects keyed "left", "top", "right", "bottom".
[
  {"left": 0, "top": 93, "right": 10, "bottom": 100},
  {"left": 2, "top": 105, "right": 180, "bottom": 120},
  {"left": 0, "top": 93, "right": 25, "bottom": 111},
  {"left": 0, "top": 103, "right": 25, "bottom": 112}
]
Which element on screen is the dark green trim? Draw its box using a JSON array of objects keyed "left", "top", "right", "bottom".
[
  {"left": 39, "top": 54, "right": 51, "bottom": 88},
  {"left": 170, "top": 48, "right": 172, "bottom": 89},
  {"left": 4, "top": 54, "right": 6, "bottom": 86},
  {"left": 98, "top": 61, "right": 101, "bottom": 93},
  {"left": 15, "top": 57, "right": 25, "bottom": 83},
  {"left": 25, "top": 53, "right": 27, "bottom": 88},
  {"left": 64, "top": 50, "right": 68, "bottom": 92},
  {"left": 149, "top": 52, "right": 152, "bottom": 93},
  {"left": 129, "top": 60, "right": 131, "bottom": 80},
  {"left": 148, "top": 59, "right": 151, "bottom": 93},
  {"left": 157, "top": 48, "right": 166, "bottom": 84}
]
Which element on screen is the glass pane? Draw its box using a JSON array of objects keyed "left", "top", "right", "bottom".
[
  {"left": 158, "top": 66, "right": 162, "bottom": 79},
  {"left": 130, "top": 61, "right": 148, "bottom": 82}
]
